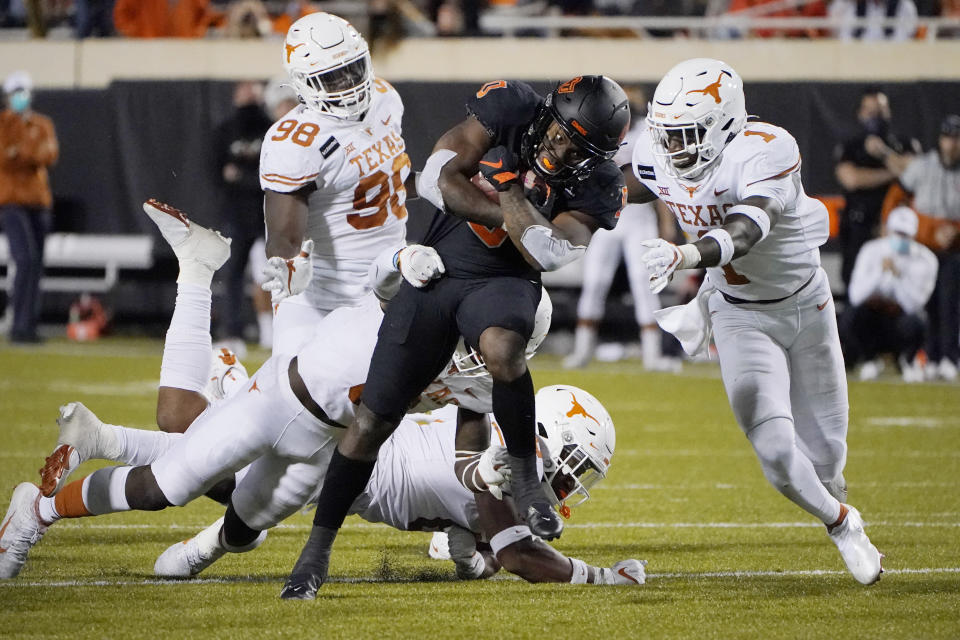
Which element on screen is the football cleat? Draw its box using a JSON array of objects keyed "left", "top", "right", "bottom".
[
  {"left": 40, "top": 402, "right": 120, "bottom": 497},
  {"left": 203, "top": 347, "right": 250, "bottom": 403},
  {"left": 154, "top": 517, "right": 268, "bottom": 578},
  {"left": 828, "top": 505, "right": 883, "bottom": 585},
  {"left": 0, "top": 483, "right": 51, "bottom": 579},
  {"left": 143, "top": 199, "right": 231, "bottom": 270}
]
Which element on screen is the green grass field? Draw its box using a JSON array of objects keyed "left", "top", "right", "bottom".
[{"left": 1, "top": 338, "right": 958, "bottom": 638}]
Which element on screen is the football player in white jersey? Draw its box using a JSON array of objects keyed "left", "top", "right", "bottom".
[
  {"left": 153, "top": 386, "right": 644, "bottom": 586},
  {"left": 623, "top": 58, "right": 883, "bottom": 585},
  {"left": 258, "top": 12, "right": 413, "bottom": 356}
]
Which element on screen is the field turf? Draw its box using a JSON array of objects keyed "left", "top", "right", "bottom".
[{"left": 1, "top": 338, "right": 958, "bottom": 638}]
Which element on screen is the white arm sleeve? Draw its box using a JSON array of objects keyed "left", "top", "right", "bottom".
[
  {"left": 368, "top": 245, "right": 403, "bottom": 302},
  {"left": 416, "top": 149, "right": 458, "bottom": 211},
  {"left": 519, "top": 225, "right": 586, "bottom": 271}
]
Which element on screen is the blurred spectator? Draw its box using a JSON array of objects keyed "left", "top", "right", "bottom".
[
  {"left": 839, "top": 206, "right": 937, "bottom": 382},
  {"left": 75, "top": 0, "right": 115, "bottom": 37},
  {"left": 834, "top": 88, "right": 916, "bottom": 289},
  {"left": 223, "top": 0, "right": 272, "bottom": 37},
  {"left": 829, "top": 0, "right": 919, "bottom": 40},
  {"left": 0, "top": 71, "right": 58, "bottom": 344},
  {"left": 890, "top": 115, "right": 960, "bottom": 380},
  {"left": 564, "top": 86, "right": 681, "bottom": 372},
  {"left": 113, "top": 0, "right": 222, "bottom": 38},
  {"left": 213, "top": 80, "right": 272, "bottom": 348},
  {"left": 726, "top": 0, "right": 827, "bottom": 38}
]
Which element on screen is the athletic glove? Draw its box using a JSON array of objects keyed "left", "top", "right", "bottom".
[
  {"left": 640, "top": 238, "right": 699, "bottom": 294},
  {"left": 522, "top": 169, "right": 556, "bottom": 215},
  {"left": 477, "top": 445, "right": 512, "bottom": 500},
  {"left": 597, "top": 559, "right": 647, "bottom": 585},
  {"left": 396, "top": 244, "right": 445, "bottom": 288},
  {"left": 478, "top": 146, "right": 521, "bottom": 192},
  {"left": 261, "top": 239, "right": 314, "bottom": 303},
  {"left": 447, "top": 525, "right": 486, "bottom": 580}
]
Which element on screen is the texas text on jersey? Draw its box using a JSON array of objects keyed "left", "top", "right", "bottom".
[
  {"left": 423, "top": 80, "right": 625, "bottom": 280},
  {"left": 259, "top": 78, "right": 411, "bottom": 310},
  {"left": 632, "top": 121, "right": 829, "bottom": 301}
]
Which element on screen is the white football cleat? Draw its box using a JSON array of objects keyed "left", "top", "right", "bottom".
[
  {"left": 40, "top": 402, "right": 120, "bottom": 497},
  {"left": 154, "top": 517, "right": 267, "bottom": 578},
  {"left": 143, "top": 199, "right": 231, "bottom": 270},
  {"left": 0, "top": 483, "right": 51, "bottom": 579},
  {"left": 203, "top": 347, "right": 250, "bottom": 403},
  {"left": 428, "top": 531, "right": 451, "bottom": 560},
  {"left": 828, "top": 505, "right": 883, "bottom": 585}
]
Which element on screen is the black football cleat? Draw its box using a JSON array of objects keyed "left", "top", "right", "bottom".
[
  {"left": 280, "top": 571, "right": 324, "bottom": 600},
  {"left": 525, "top": 501, "right": 564, "bottom": 541}
]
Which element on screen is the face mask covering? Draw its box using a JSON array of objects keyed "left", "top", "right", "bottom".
[
  {"left": 889, "top": 235, "right": 910, "bottom": 255},
  {"left": 862, "top": 116, "right": 889, "bottom": 137},
  {"left": 9, "top": 91, "right": 30, "bottom": 113}
]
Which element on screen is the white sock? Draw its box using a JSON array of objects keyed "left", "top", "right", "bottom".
[
  {"left": 37, "top": 496, "right": 61, "bottom": 523},
  {"left": 160, "top": 283, "right": 212, "bottom": 393},
  {"left": 257, "top": 311, "right": 273, "bottom": 349},
  {"left": 641, "top": 326, "right": 662, "bottom": 364},
  {"left": 108, "top": 425, "right": 183, "bottom": 466}
]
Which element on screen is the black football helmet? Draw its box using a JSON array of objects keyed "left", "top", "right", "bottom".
[{"left": 522, "top": 75, "right": 630, "bottom": 186}]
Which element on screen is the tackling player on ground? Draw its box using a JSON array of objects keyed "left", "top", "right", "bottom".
[{"left": 625, "top": 58, "right": 882, "bottom": 585}]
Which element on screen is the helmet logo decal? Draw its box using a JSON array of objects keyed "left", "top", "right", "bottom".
[
  {"left": 557, "top": 77, "right": 583, "bottom": 94},
  {"left": 685, "top": 72, "right": 728, "bottom": 105},
  {"left": 570, "top": 119, "right": 588, "bottom": 136},
  {"left": 566, "top": 392, "right": 600, "bottom": 432},
  {"left": 285, "top": 42, "right": 304, "bottom": 63},
  {"left": 476, "top": 80, "right": 507, "bottom": 99}
]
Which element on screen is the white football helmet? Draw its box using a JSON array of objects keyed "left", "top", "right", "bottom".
[
  {"left": 449, "top": 287, "right": 553, "bottom": 378},
  {"left": 647, "top": 58, "right": 747, "bottom": 181},
  {"left": 282, "top": 13, "right": 373, "bottom": 120},
  {"left": 536, "top": 385, "right": 615, "bottom": 510}
]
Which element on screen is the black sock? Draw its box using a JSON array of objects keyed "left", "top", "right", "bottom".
[
  {"left": 491, "top": 369, "right": 536, "bottom": 457},
  {"left": 312, "top": 447, "right": 377, "bottom": 530},
  {"left": 221, "top": 501, "right": 261, "bottom": 549}
]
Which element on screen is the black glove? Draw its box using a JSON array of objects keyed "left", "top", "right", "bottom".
[
  {"left": 522, "top": 170, "right": 556, "bottom": 216},
  {"left": 478, "top": 146, "right": 521, "bottom": 192}
]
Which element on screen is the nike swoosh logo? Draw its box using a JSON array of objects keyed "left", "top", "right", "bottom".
[
  {"left": 714, "top": 188, "right": 729, "bottom": 196},
  {"left": 618, "top": 567, "right": 640, "bottom": 584},
  {"left": 381, "top": 116, "right": 391, "bottom": 126},
  {"left": 479, "top": 159, "right": 503, "bottom": 169},
  {"left": 817, "top": 300, "right": 829, "bottom": 311}
]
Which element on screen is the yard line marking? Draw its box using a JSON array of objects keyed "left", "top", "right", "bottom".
[
  {"left": 864, "top": 416, "right": 954, "bottom": 428},
  {"left": 49, "top": 520, "right": 960, "bottom": 533},
  {"left": 600, "top": 480, "right": 960, "bottom": 491},
  {"left": 3, "top": 567, "right": 958, "bottom": 588}
]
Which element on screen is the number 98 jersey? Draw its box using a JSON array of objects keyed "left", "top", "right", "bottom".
[{"left": 259, "top": 78, "right": 410, "bottom": 310}]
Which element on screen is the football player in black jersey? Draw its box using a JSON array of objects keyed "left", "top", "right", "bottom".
[{"left": 281, "top": 76, "right": 630, "bottom": 599}]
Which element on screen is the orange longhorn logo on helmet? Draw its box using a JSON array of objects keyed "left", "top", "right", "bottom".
[
  {"left": 558, "top": 77, "right": 583, "bottom": 94},
  {"left": 686, "top": 72, "right": 727, "bottom": 105},
  {"left": 285, "top": 42, "right": 304, "bottom": 63},
  {"left": 566, "top": 392, "right": 600, "bottom": 427}
]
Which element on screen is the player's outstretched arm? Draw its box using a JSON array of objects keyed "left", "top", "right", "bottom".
[
  {"left": 476, "top": 493, "right": 646, "bottom": 585},
  {"left": 433, "top": 116, "right": 505, "bottom": 227},
  {"left": 264, "top": 187, "right": 312, "bottom": 259}
]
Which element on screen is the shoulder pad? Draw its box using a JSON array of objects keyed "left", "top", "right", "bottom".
[
  {"left": 466, "top": 80, "right": 542, "bottom": 134},
  {"left": 734, "top": 123, "right": 801, "bottom": 184}
]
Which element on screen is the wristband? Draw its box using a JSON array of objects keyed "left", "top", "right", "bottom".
[
  {"left": 677, "top": 243, "right": 702, "bottom": 270},
  {"left": 726, "top": 204, "right": 771, "bottom": 240},
  {"left": 569, "top": 557, "right": 589, "bottom": 584},
  {"left": 703, "top": 229, "right": 735, "bottom": 266}
]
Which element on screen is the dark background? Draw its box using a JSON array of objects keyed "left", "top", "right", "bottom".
[{"left": 19, "top": 79, "right": 960, "bottom": 335}]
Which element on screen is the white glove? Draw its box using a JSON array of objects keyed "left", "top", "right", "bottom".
[
  {"left": 598, "top": 559, "right": 647, "bottom": 585},
  {"left": 447, "top": 525, "right": 485, "bottom": 580},
  {"left": 640, "top": 238, "right": 701, "bottom": 294},
  {"left": 261, "top": 239, "right": 314, "bottom": 304},
  {"left": 477, "top": 445, "right": 512, "bottom": 500},
  {"left": 396, "top": 244, "right": 445, "bottom": 287}
]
